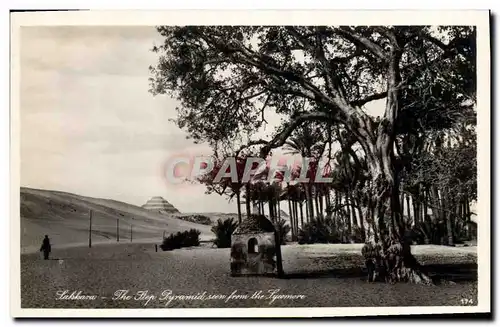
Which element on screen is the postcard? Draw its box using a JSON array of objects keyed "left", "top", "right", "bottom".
[{"left": 10, "top": 9, "right": 491, "bottom": 318}]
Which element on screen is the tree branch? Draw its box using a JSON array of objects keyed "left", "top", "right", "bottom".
[
  {"left": 193, "top": 30, "right": 359, "bottom": 130},
  {"left": 420, "top": 32, "right": 471, "bottom": 58},
  {"left": 350, "top": 91, "right": 388, "bottom": 107},
  {"left": 239, "top": 90, "right": 267, "bottom": 102},
  {"left": 188, "top": 27, "right": 388, "bottom": 152},
  {"left": 373, "top": 26, "right": 399, "bottom": 47},
  {"left": 285, "top": 26, "right": 339, "bottom": 96},
  {"left": 260, "top": 112, "right": 334, "bottom": 158},
  {"left": 234, "top": 139, "right": 269, "bottom": 157},
  {"left": 334, "top": 27, "right": 388, "bottom": 60},
  {"left": 259, "top": 94, "right": 271, "bottom": 124},
  {"left": 330, "top": 48, "right": 364, "bottom": 64}
]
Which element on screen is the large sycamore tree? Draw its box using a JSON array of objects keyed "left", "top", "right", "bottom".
[{"left": 149, "top": 25, "right": 475, "bottom": 283}]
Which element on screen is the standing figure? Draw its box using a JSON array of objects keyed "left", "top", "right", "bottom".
[{"left": 40, "top": 235, "right": 51, "bottom": 260}]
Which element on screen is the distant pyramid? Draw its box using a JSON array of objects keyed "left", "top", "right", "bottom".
[{"left": 142, "top": 196, "right": 179, "bottom": 214}]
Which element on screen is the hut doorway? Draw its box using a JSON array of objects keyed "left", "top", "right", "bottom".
[{"left": 248, "top": 237, "right": 258, "bottom": 254}]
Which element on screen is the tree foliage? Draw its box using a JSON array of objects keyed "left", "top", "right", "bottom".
[{"left": 150, "top": 26, "right": 475, "bottom": 155}]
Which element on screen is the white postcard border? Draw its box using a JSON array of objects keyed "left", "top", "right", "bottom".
[{"left": 10, "top": 9, "right": 491, "bottom": 318}]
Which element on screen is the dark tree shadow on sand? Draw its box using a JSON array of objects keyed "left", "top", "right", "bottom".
[{"left": 282, "top": 263, "right": 477, "bottom": 284}]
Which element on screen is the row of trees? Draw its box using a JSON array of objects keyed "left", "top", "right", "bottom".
[
  {"left": 149, "top": 25, "right": 477, "bottom": 283},
  {"left": 194, "top": 118, "right": 476, "bottom": 246}
]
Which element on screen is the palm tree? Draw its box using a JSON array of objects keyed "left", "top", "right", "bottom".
[{"left": 284, "top": 124, "right": 327, "bottom": 221}]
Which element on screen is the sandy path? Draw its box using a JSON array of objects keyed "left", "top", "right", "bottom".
[{"left": 19, "top": 243, "right": 477, "bottom": 309}]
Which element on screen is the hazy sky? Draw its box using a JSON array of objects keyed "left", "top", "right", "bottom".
[{"left": 20, "top": 26, "right": 385, "bottom": 214}]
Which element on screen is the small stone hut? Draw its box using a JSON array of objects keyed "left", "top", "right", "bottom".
[{"left": 230, "top": 215, "right": 281, "bottom": 276}]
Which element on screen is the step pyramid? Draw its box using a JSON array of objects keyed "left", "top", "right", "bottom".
[{"left": 142, "top": 196, "right": 179, "bottom": 214}]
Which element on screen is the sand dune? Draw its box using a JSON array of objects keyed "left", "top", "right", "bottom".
[{"left": 20, "top": 187, "right": 212, "bottom": 253}]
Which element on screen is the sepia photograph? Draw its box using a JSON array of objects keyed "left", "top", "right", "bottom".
[{"left": 10, "top": 10, "right": 491, "bottom": 318}]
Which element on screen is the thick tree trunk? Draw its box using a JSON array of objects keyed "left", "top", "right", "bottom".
[
  {"left": 361, "top": 172, "right": 433, "bottom": 284},
  {"left": 355, "top": 49, "right": 432, "bottom": 284},
  {"left": 359, "top": 143, "right": 432, "bottom": 284}
]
